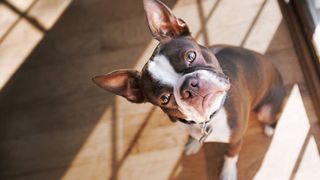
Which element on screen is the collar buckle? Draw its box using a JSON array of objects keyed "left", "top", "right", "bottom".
[{"left": 199, "top": 123, "right": 213, "bottom": 143}]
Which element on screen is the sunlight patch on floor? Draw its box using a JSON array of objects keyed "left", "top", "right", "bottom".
[
  {"left": 0, "top": 3, "right": 19, "bottom": 38},
  {"left": 0, "top": 19, "right": 43, "bottom": 91},
  {"left": 7, "top": 0, "right": 35, "bottom": 11},
  {"left": 0, "top": 0, "right": 72, "bottom": 90},
  {"left": 242, "top": 0, "right": 282, "bottom": 53},
  {"left": 294, "top": 136, "right": 320, "bottom": 180},
  {"left": 254, "top": 84, "right": 320, "bottom": 180},
  {"left": 58, "top": 1, "right": 319, "bottom": 179}
]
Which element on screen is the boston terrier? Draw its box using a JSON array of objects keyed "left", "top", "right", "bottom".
[{"left": 92, "top": 0, "right": 285, "bottom": 179}]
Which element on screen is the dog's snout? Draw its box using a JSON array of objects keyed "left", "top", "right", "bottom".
[
  {"left": 179, "top": 74, "right": 230, "bottom": 100},
  {"left": 180, "top": 77, "right": 199, "bottom": 99},
  {"left": 189, "top": 78, "right": 199, "bottom": 88}
]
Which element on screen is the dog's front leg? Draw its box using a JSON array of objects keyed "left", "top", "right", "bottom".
[
  {"left": 220, "top": 140, "right": 242, "bottom": 180},
  {"left": 184, "top": 136, "right": 203, "bottom": 155},
  {"left": 176, "top": 121, "right": 204, "bottom": 155}
]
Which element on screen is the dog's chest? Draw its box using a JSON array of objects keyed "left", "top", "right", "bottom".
[{"left": 177, "top": 108, "right": 231, "bottom": 143}]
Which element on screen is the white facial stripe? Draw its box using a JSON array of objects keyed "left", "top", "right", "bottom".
[
  {"left": 147, "top": 55, "right": 181, "bottom": 86},
  {"left": 196, "top": 70, "right": 226, "bottom": 88},
  {"left": 148, "top": 56, "right": 227, "bottom": 123}
]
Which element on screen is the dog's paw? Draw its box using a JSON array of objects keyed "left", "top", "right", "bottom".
[
  {"left": 220, "top": 156, "right": 238, "bottom": 180},
  {"left": 184, "top": 138, "right": 202, "bottom": 155},
  {"left": 264, "top": 125, "right": 275, "bottom": 137}
]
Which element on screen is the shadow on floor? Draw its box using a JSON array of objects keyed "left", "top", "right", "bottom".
[
  {"left": 0, "top": 0, "right": 177, "bottom": 179},
  {"left": 1, "top": 0, "right": 319, "bottom": 179}
]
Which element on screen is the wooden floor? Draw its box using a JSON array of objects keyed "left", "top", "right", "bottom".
[{"left": 0, "top": 0, "right": 320, "bottom": 179}]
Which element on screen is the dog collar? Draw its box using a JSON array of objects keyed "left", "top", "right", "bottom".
[
  {"left": 198, "top": 108, "right": 220, "bottom": 143},
  {"left": 199, "top": 123, "right": 213, "bottom": 143},
  {"left": 177, "top": 94, "right": 227, "bottom": 143},
  {"left": 176, "top": 118, "right": 213, "bottom": 143},
  {"left": 177, "top": 118, "right": 196, "bottom": 125}
]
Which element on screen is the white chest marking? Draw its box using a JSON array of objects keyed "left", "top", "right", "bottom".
[
  {"left": 147, "top": 55, "right": 181, "bottom": 86},
  {"left": 176, "top": 108, "right": 231, "bottom": 143},
  {"left": 206, "top": 108, "right": 231, "bottom": 143}
]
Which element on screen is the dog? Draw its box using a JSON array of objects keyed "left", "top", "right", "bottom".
[{"left": 92, "top": 0, "right": 285, "bottom": 179}]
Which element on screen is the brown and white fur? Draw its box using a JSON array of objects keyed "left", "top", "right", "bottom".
[{"left": 92, "top": 0, "right": 285, "bottom": 179}]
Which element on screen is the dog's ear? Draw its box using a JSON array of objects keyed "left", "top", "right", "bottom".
[
  {"left": 92, "top": 70, "right": 145, "bottom": 103},
  {"left": 143, "top": 0, "right": 190, "bottom": 42}
]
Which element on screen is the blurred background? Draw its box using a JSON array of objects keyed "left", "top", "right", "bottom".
[{"left": 0, "top": 0, "right": 319, "bottom": 179}]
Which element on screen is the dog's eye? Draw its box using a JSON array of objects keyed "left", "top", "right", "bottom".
[
  {"left": 184, "top": 50, "right": 196, "bottom": 63},
  {"left": 160, "top": 93, "right": 171, "bottom": 105}
]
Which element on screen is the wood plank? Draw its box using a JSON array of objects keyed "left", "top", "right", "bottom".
[{"left": 0, "top": 0, "right": 319, "bottom": 180}]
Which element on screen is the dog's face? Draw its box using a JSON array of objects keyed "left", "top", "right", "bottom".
[{"left": 93, "top": 0, "right": 230, "bottom": 124}]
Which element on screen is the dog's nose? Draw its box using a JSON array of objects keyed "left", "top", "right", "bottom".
[
  {"left": 180, "top": 76, "right": 229, "bottom": 100},
  {"left": 180, "top": 77, "right": 199, "bottom": 99}
]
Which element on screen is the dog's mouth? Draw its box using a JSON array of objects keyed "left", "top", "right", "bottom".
[
  {"left": 194, "top": 87, "right": 228, "bottom": 122},
  {"left": 177, "top": 91, "right": 227, "bottom": 125},
  {"left": 202, "top": 91, "right": 223, "bottom": 112}
]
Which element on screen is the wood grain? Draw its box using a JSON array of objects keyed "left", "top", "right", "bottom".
[{"left": 0, "top": 0, "right": 319, "bottom": 180}]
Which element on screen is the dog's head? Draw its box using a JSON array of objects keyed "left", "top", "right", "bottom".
[{"left": 93, "top": 0, "right": 230, "bottom": 124}]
